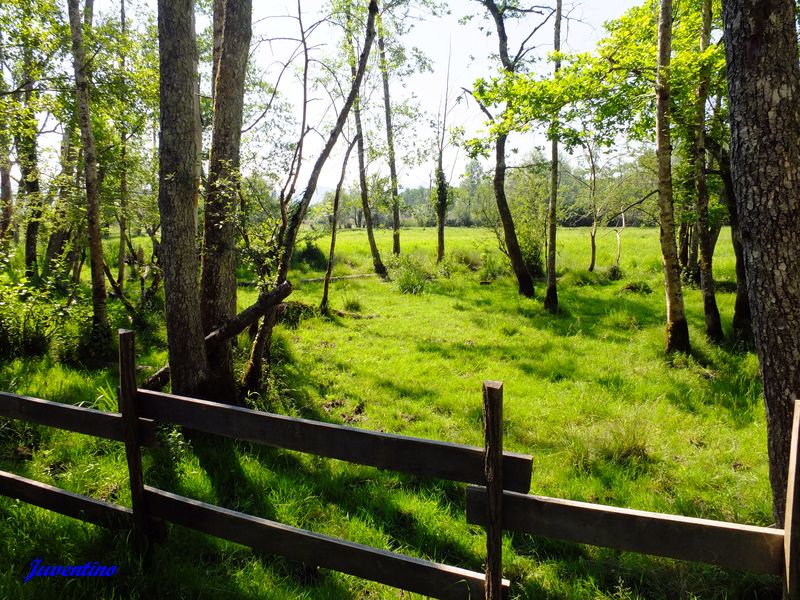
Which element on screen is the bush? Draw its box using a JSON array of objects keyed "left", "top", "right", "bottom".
[
  {"left": 450, "top": 248, "right": 482, "bottom": 271},
  {"left": 389, "top": 255, "right": 434, "bottom": 295},
  {"left": 561, "top": 269, "right": 610, "bottom": 287},
  {"left": 343, "top": 295, "right": 362, "bottom": 313},
  {"left": 478, "top": 250, "right": 507, "bottom": 282},
  {"left": 607, "top": 264, "right": 624, "bottom": 281},
  {"left": 280, "top": 301, "right": 319, "bottom": 329},
  {"left": 292, "top": 240, "right": 327, "bottom": 271},
  {"left": 0, "top": 280, "right": 59, "bottom": 361},
  {"left": 622, "top": 281, "right": 653, "bottom": 295}
]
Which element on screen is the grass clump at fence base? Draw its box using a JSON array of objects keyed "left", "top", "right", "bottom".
[{"left": 0, "top": 227, "right": 782, "bottom": 599}]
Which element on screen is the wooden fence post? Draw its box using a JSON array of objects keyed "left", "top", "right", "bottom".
[
  {"left": 118, "top": 329, "right": 149, "bottom": 549},
  {"left": 483, "top": 380, "right": 503, "bottom": 600},
  {"left": 785, "top": 399, "right": 800, "bottom": 600}
]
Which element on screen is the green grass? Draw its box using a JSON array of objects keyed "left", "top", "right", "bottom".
[{"left": 0, "top": 226, "right": 781, "bottom": 599}]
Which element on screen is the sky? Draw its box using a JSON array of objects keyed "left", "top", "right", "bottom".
[
  {"left": 253, "top": 0, "right": 644, "bottom": 194},
  {"left": 32, "top": 1, "right": 645, "bottom": 198}
]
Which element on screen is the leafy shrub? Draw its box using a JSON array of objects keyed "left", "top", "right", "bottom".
[
  {"left": 343, "top": 295, "right": 362, "bottom": 313},
  {"left": 478, "top": 250, "right": 507, "bottom": 282},
  {"left": 561, "top": 269, "right": 610, "bottom": 287},
  {"left": 607, "top": 264, "right": 623, "bottom": 281},
  {"left": 0, "top": 279, "right": 60, "bottom": 361},
  {"left": 389, "top": 255, "right": 434, "bottom": 295},
  {"left": 622, "top": 281, "right": 653, "bottom": 294},
  {"left": 292, "top": 240, "right": 327, "bottom": 271},
  {"left": 280, "top": 301, "right": 319, "bottom": 329},
  {"left": 450, "top": 248, "right": 482, "bottom": 271}
]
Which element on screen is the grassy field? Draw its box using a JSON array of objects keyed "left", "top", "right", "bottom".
[{"left": 0, "top": 226, "right": 780, "bottom": 599}]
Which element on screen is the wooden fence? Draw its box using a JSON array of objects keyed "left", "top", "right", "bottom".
[{"left": 0, "top": 328, "right": 797, "bottom": 598}]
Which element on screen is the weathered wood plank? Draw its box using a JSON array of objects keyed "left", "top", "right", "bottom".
[
  {"left": 784, "top": 400, "right": 800, "bottom": 598},
  {"left": 483, "top": 381, "right": 504, "bottom": 600},
  {"left": 466, "top": 486, "right": 784, "bottom": 575},
  {"left": 144, "top": 485, "right": 508, "bottom": 599},
  {"left": 0, "top": 391, "right": 155, "bottom": 446},
  {"left": 0, "top": 469, "right": 132, "bottom": 529},
  {"left": 137, "top": 389, "right": 532, "bottom": 491}
]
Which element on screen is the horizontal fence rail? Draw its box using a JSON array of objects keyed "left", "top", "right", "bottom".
[
  {"left": 0, "top": 470, "right": 133, "bottom": 530},
  {"left": 145, "top": 486, "right": 508, "bottom": 600},
  {"left": 137, "top": 389, "right": 533, "bottom": 492},
  {"left": 2, "top": 328, "right": 797, "bottom": 599},
  {"left": 0, "top": 391, "right": 156, "bottom": 446},
  {"left": 466, "top": 486, "right": 785, "bottom": 576}
]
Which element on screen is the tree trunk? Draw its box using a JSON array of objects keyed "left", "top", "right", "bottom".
[
  {"left": 241, "top": 0, "right": 379, "bottom": 394},
  {"left": 211, "top": 0, "right": 224, "bottom": 96},
  {"left": 722, "top": 156, "right": 752, "bottom": 342},
  {"left": 482, "top": 0, "right": 535, "bottom": 299},
  {"left": 656, "top": 0, "right": 690, "bottom": 354},
  {"left": 435, "top": 160, "right": 447, "bottom": 263},
  {"left": 678, "top": 220, "right": 689, "bottom": 271},
  {"left": 0, "top": 159, "right": 10, "bottom": 243},
  {"left": 43, "top": 127, "right": 75, "bottom": 279},
  {"left": 322, "top": 137, "right": 358, "bottom": 312},
  {"left": 722, "top": 0, "right": 800, "bottom": 525},
  {"left": 693, "top": 0, "right": 723, "bottom": 343},
  {"left": 544, "top": 0, "right": 562, "bottom": 312},
  {"left": 494, "top": 134, "right": 534, "bottom": 298},
  {"left": 68, "top": 0, "right": 112, "bottom": 347},
  {"left": 348, "top": 12, "right": 386, "bottom": 279},
  {"left": 157, "top": 0, "right": 209, "bottom": 397},
  {"left": 277, "top": 0, "right": 376, "bottom": 284},
  {"left": 0, "top": 58, "right": 11, "bottom": 244},
  {"left": 117, "top": 0, "right": 128, "bottom": 293},
  {"left": 586, "top": 145, "right": 597, "bottom": 273},
  {"left": 686, "top": 223, "right": 700, "bottom": 284},
  {"left": 19, "top": 46, "right": 42, "bottom": 283},
  {"left": 201, "top": 0, "right": 252, "bottom": 402},
  {"left": 376, "top": 12, "right": 401, "bottom": 256}
]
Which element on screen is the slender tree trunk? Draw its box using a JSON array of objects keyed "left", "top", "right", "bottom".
[
  {"left": 482, "top": 0, "right": 535, "bottom": 298},
  {"left": 435, "top": 160, "right": 447, "bottom": 263},
  {"left": 83, "top": 0, "right": 93, "bottom": 25},
  {"left": 241, "top": 0, "right": 379, "bottom": 394},
  {"left": 678, "top": 220, "right": 689, "bottom": 271},
  {"left": 68, "top": 0, "right": 111, "bottom": 346},
  {"left": 201, "top": 0, "right": 252, "bottom": 402},
  {"left": 376, "top": 12, "right": 401, "bottom": 256},
  {"left": 0, "top": 161, "right": 10, "bottom": 243},
  {"left": 117, "top": 0, "right": 128, "bottom": 292},
  {"left": 0, "top": 54, "right": 11, "bottom": 244},
  {"left": 586, "top": 145, "right": 597, "bottom": 273},
  {"left": 713, "top": 143, "right": 752, "bottom": 341},
  {"left": 211, "top": 0, "right": 224, "bottom": 95},
  {"left": 348, "top": 12, "right": 385, "bottom": 278},
  {"left": 435, "top": 47, "right": 452, "bottom": 264},
  {"left": 19, "top": 47, "right": 42, "bottom": 283},
  {"left": 276, "top": 1, "right": 376, "bottom": 284},
  {"left": 692, "top": 0, "right": 723, "bottom": 343},
  {"left": 614, "top": 212, "right": 625, "bottom": 268},
  {"left": 495, "top": 134, "right": 534, "bottom": 297},
  {"left": 157, "top": 0, "right": 209, "bottom": 397},
  {"left": 656, "top": 0, "right": 690, "bottom": 353},
  {"left": 686, "top": 223, "right": 700, "bottom": 284},
  {"left": 722, "top": 0, "right": 800, "bottom": 525},
  {"left": 544, "top": 0, "right": 562, "bottom": 312},
  {"left": 322, "top": 137, "right": 358, "bottom": 312},
  {"left": 43, "top": 127, "right": 75, "bottom": 278}
]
